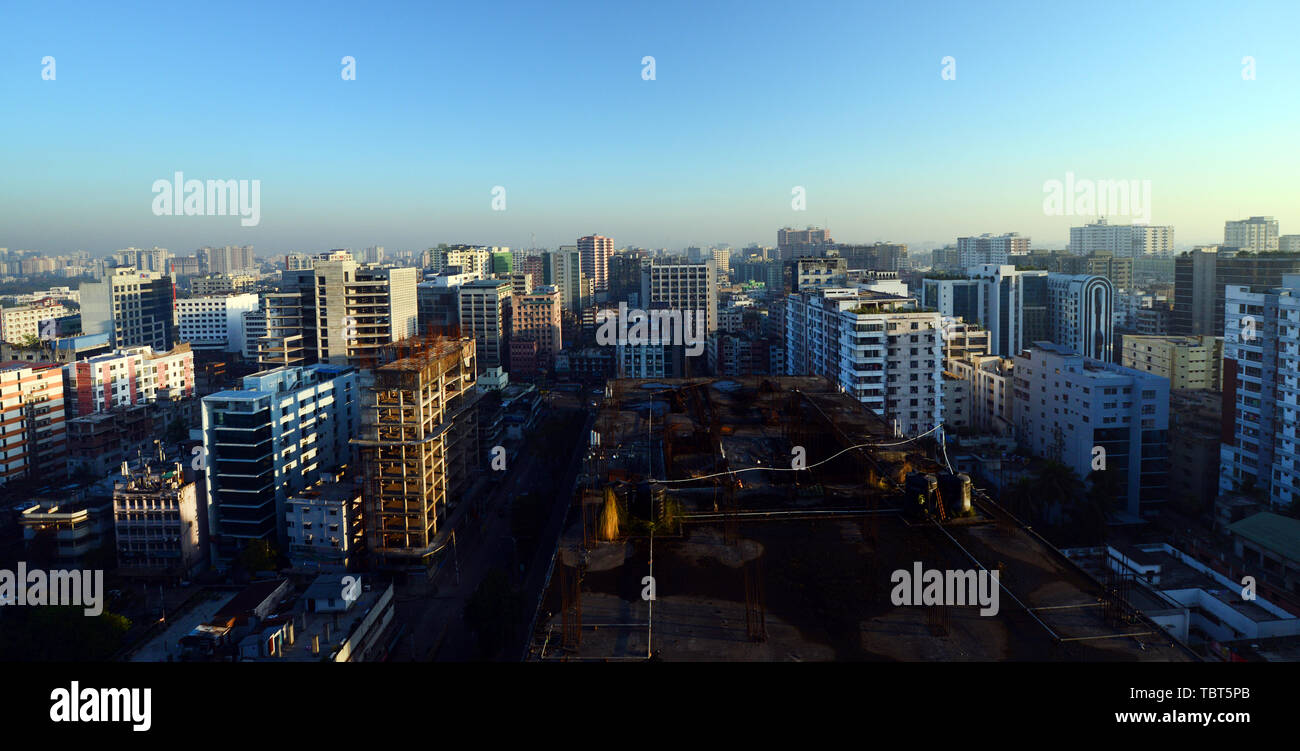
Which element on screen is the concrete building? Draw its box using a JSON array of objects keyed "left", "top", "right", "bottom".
[
  {"left": 545, "top": 246, "right": 584, "bottom": 311},
  {"left": 113, "top": 459, "right": 204, "bottom": 578},
  {"left": 176, "top": 293, "right": 260, "bottom": 352},
  {"left": 285, "top": 469, "right": 362, "bottom": 572},
  {"left": 785, "top": 288, "right": 942, "bottom": 437},
  {"left": 1225, "top": 216, "right": 1280, "bottom": 254},
  {"left": 0, "top": 362, "right": 67, "bottom": 484},
  {"left": 1013, "top": 342, "right": 1170, "bottom": 519},
  {"left": 1047, "top": 274, "right": 1114, "bottom": 361},
  {"left": 458, "top": 279, "right": 513, "bottom": 373},
  {"left": 511, "top": 286, "right": 562, "bottom": 376},
  {"left": 63, "top": 344, "right": 195, "bottom": 417},
  {"left": 1173, "top": 247, "right": 1300, "bottom": 337},
  {"left": 791, "top": 257, "right": 848, "bottom": 292},
  {"left": 0, "top": 299, "right": 73, "bottom": 344},
  {"left": 1069, "top": 218, "right": 1174, "bottom": 258},
  {"left": 578, "top": 235, "right": 614, "bottom": 294},
  {"left": 80, "top": 267, "right": 178, "bottom": 351},
  {"left": 201, "top": 364, "right": 360, "bottom": 564},
  {"left": 1220, "top": 276, "right": 1300, "bottom": 508},
  {"left": 258, "top": 252, "right": 419, "bottom": 368},
  {"left": 354, "top": 338, "right": 479, "bottom": 569},
  {"left": 956, "top": 233, "right": 1028, "bottom": 270},
  {"left": 949, "top": 355, "right": 1016, "bottom": 436},
  {"left": 1121, "top": 335, "right": 1223, "bottom": 390},
  {"left": 641, "top": 259, "right": 719, "bottom": 334},
  {"left": 191, "top": 274, "right": 258, "bottom": 296}
]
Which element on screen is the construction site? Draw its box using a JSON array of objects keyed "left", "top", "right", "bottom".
[{"left": 527, "top": 376, "right": 1199, "bottom": 661}]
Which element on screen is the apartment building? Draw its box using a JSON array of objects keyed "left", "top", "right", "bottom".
[
  {"left": 1121, "top": 335, "right": 1223, "bottom": 390},
  {"left": 1069, "top": 218, "right": 1174, "bottom": 258},
  {"left": 0, "top": 299, "right": 73, "bottom": 344},
  {"left": 201, "top": 364, "right": 360, "bottom": 564},
  {"left": 949, "top": 354, "right": 1016, "bottom": 436},
  {"left": 285, "top": 469, "right": 363, "bottom": 572},
  {"left": 956, "top": 233, "right": 1028, "bottom": 270},
  {"left": 176, "top": 293, "right": 260, "bottom": 352},
  {"left": 114, "top": 460, "right": 204, "bottom": 578},
  {"left": 191, "top": 274, "right": 258, "bottom": 296},
  {"left": 0, "top": 363, "right": 67, "bottom": 484},
  {"left": 1013, "top": 342, "right": 1169, "bottom": 519},
  {"left": 63, "top": 344, "right": 195, "bottom": 417},
  {"left": 458, "top": 278, "right": 513, "bottom": 373},
  {"left": 80, "top": 267, "right": 178, "bottom": 351},
  {"left": 1220, "top": 277, "right": 1300, "bottom": 508},
  {"left": 258, "top": 253, "right": 418, "bottom": 368},
  {"left": 1225, "top": 216, "right": 1280, "bottom": 254},
  {"left": 785, "top": 287, "right": 942, "bottom": 437},
  {"left": 641, "top": 259, "right": 718, "bottom": 334},
  {"left": 511, "top": 286, "right": 562, "bottom": 376}
]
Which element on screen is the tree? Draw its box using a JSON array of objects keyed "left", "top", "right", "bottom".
[{"left": 236, "top": 539, "right": 278, "bottom": 573}]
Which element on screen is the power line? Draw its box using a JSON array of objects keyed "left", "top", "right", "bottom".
[{"left": 647, "top": 423, "right": 945, "bottom": 484}]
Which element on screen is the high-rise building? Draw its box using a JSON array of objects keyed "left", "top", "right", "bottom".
[
  {"left": 257, "top": 252, "right": 418, "bottom": 368},
  {"left": 966, "top": 265, "right": 1050, "bottom": 357},
  {"left": 836, "top": 243, "right": 908, "bottom": 272},
  {"left": 458, "top": 279, "right": 513, "bottom": 372},
  {"left": 354, "top": 338, "right": 479, "bottom": 567},
  {"left": 64, "top": 344, "right": 195, "bottom": 417},
  {"left": 777, "top": 227, "right": 833, "bottom": 261},
  {"left": 198, "top": 245, "right": 256, "bottom": 275},
  {"left": 80, "top": 267, "right": 178, "bottom": 351},
  {"left": 285, "top": 469, "right": 362, "bottom": 571},
  {"left": 1120, "top": 335, "right": 1223, "bottom": 391},
  {"left": 956, "top": 233, "right": 1028, "bottom": 270},
  {"left": 641, "top": 259, "right": 718, "bottom": 334},
  {"left": 1069, "top": 219, "right": 1174, "bottom": 258},
  {"left": 1220, "top": 276, "right": 1300, "bottom": 508},
  {"left": 949, "top": 355, "right": 1016, "bottom": 436},
  {"left": 1047, "top": 274, "right": 1114, "bottom": 361},
  {"left": 1280, "top": 235, "right": 1300, "bottom": 253},
  {"left": 578, "top": 235, "right": 614, "bottom": 294},
  {"left": 176, "top": 293, "right": 260, "bottom": 353},
  {"left": 545, "top": 246, "right": 584, "bottom": 311},
  {"left": 1172, "top": 247, "right": 1300, "bottom": 337},
  {"left": 0, "top": 363, "right": 66, "bottom": 484},
  {"left": 791, "top": 257, "right": 848, "bottom": 291},
  {"left": 511, "top": 286, "right": 562, "bottom": 376},
  {"left": 201, "top": 364, "right": 360, "bottom": 563},
  {"left": 1225, "top": 216, "right": 1280, "bottom": 253},
  {"left": 607, "top": 253, "right": 643, "bottom": 306},
  {"left": 1013, "top": 342, "right": 1169, "bottom": 519},
  {"left": 785, "top": 287, "right": 942, "bottom": 437}
]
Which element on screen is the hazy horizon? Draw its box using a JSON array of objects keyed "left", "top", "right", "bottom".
[{"left": 5, "top": 0, "right": 1298, "bottom": 255}]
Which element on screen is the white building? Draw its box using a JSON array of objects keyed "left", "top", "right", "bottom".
[
  {"left": 949, "top": 354, "right": 1016, "bottom": 436},
  {"left": 1047, "top": 274, "right": 1114, "bottom": 361},
  {"left": 1220, "top": 276, "right": 1300, "bottom": 507},
  {"left": 1225, "top": 216, "right": 1279, "bottom": 253},
  {"left": 786, "top": 287, "right": 942, "bottom": 437},
  {"left": 641, "top": 259, "right": 719, "bottom": 334},
  {"left": 1013, "top": 341, "right": 1169, "bottom": 519},
  {"left": 1069, "top": 218, "right": 1175, "bottom": 258},
  {"left": 956, "top": 233, "right": 1028, "bottom": 270},
  {"left": 201, "top": 363, "right": 360, "bottom": 564},
  {"left": 177, "top": 293, "right": 260, "bottom": 353}
]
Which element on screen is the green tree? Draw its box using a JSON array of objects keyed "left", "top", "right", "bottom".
[{"left": 237, "top": 539, "right": 278, "bottom": 573}]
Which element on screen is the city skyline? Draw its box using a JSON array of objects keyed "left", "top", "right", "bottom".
[{"left": 4, "top": 0, "right": 1300, "bottom": 253}]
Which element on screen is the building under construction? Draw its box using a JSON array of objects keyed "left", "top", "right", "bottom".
[
  {"left": 528, "top": 376, "right": 1199, "bottom": 662},
  {"left": 354, "top": 336, "right": 480, "bottom": 572}
]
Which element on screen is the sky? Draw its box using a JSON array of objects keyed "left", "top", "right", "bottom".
[{"left": 2, "top": 0, "right": 1299, "bottom": 256}]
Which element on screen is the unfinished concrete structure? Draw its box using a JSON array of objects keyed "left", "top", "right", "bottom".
[{"left": 356, "top": 337, "right": 480, "bottom": 570}]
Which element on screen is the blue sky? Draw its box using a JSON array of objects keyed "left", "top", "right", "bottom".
[{"left": 2, "top": 0, "right": 1298, "bottom": 255}]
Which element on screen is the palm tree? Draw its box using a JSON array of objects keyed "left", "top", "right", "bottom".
[{"left": 1027, "top": 461, "right": 1086, "bottom": 528}]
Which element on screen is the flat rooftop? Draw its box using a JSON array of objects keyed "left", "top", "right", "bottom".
[{"left": 530, "top": 377, "right": 1196, "bottom": 662}]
